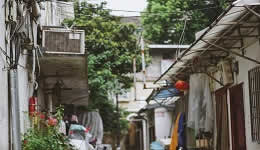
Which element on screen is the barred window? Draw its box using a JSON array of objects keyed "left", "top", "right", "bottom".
[{"left": 248, "top": 66, "right": 260, "bottom": 143}]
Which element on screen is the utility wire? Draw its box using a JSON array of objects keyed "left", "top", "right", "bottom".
[
  {"left": 176, "top": 19, "right": 188, "bottom": 58},
  {"left": 48, "top": 0, "right": 221, "bottom": 15}
]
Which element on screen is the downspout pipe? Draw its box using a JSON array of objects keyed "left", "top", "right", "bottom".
[
  {"left": 133, "top": 114, "right": 150, "bottom": 150},
  {"left": 143, "top": 115, "right": 150, "bottom": 150},
  {"left": 9, "top": 69, "right": 22, "bottom": 150},
  {"left": 142, "top": 119, "right": 148, "bottom": 150},
  {"left": 141, "top": 37, "right": 146, "bottom": 89}
]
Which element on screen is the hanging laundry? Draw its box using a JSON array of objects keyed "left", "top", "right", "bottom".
[
  {"left": 178, "top": 113, "right": 185, "bottom": 148},
  {"left": 170, "top": 113, "right": 181, "bottom": 150},
  {"left": 187, "top": 73, "right": 214, "bottom": 135}
]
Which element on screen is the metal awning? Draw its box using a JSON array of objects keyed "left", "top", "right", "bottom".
[
  {"left": 148, "top": 44, "right": 190, "bottom": 49},
  {"left": 138, "top": 103, "right": 176, "bottom": 114},
  {"left": 155, "top": 0, "right": 260, "bottom": 83},
  {"left": 153, "top": 87, "right": 180, "bottom": 100},
  {"left": 146, "top": 86, "right": 181, "bottom": 104}
]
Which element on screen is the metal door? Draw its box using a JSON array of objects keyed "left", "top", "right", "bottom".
[
  {"left": 215, "top": 88, "right": 230, "bottom": 150},
  {"left": 229, "top": 83, "right": 247, "bottom": 150}
]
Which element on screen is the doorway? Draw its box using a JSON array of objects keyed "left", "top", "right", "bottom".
[
  {"left": 229, "top": 83, "right": 247, "bottom": 150},
  {"left": 215, "top": 87, "right": 230, "bottom": 150}
]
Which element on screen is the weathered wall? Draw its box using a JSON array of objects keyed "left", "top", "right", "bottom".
[
  {"left": 0, "top": 0, "right": 9, "bottom": 149},
  {"left": 17, "top": 52, "right": 31, "bottom": 134},
  {"left": 212, "top": 37, "right": 260, "bottom": 149},
  {"left": 119, "top": 82, "right": 153, "bottom": 112},
  {"left": 40, "top": 1, "right": 74, "bottom": 26},
  {"left": 234, "top": 39, "right": 260, "bottom": 150},
  {"left": 118, "top": 49, "right": 174, "bottom": 112}
]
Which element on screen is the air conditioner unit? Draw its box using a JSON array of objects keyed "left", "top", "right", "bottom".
[
  {"left": 219, "top": 60, "right": 234, "bottom": 85},
  {"left": 42, "top": 27, "right": 85, "bottom": 54}
]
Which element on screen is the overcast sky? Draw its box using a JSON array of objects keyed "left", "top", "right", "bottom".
[{"left": 88, "top": 0, "right": 147, "bottom": 16}]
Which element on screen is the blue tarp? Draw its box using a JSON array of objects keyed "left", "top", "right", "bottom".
[{"left": 153, "top": 87, "right": 180, "bottom": 100}]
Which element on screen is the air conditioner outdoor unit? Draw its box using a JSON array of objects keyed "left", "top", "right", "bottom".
[
  {"left": 219, "top": 60, "right": 234, "bottom": 85},
  {"left": 42, "top": 27, "right": 85, "bottom": 54}
]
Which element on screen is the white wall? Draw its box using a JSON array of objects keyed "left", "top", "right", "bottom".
[
  {"left": 0, "top": 1, "right": 9, "bottom": 149},
  {"left": 213, "top": 38, "right": 260, "bottom": 149},
  {"left": 40, "top": 1, "right": 74, "bottom": 26},
  {"left": 17, "top": 19, "right": 41, "bottom": 134},
  {"left": 17, "top": 52, "right": 32, "bottom": 134},
  {"left": 119, "top": 82, "right": 154, "bottom": 112},
  {"left": 154, "top": 107, "right": 172, "bottom": 140},
  {"left": 234, "top": 39, "right": 260, "bottom": 150}
]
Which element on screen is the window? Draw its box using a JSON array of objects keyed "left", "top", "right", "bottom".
[{"left": 248, "top": 66, "right": 260, "bottom": 143}]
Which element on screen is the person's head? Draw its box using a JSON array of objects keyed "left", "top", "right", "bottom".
[
  {"left": 64, "top": 115, "right": 69, "bottom": 121},
  {"left": 71, "top": 115, "right": 78, "bottom": 124}
]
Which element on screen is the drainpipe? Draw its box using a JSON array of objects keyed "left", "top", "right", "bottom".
[
  {"left": 47, "top": 92, "right": 53, "bottom": 114},
  {"left": 133, "top": 115, "right": 150, "bottom": 150},
  {"left": 133, "top": 57, "right": 137, "bottom": 100},
  {"left": 143, "top": 115, "right": 150, "bottom": 150},
  {"left": 9, "top": 69, "right": 22, "bottom": 150},
  {"left": 140, "top": 38, "right": 158, "bottom": 90},
  {"left": 142, "top": 119, "right": 147, "bottom": 150},
  {"left": 141, "top": 37, "right": 146, "bottom": 89}
]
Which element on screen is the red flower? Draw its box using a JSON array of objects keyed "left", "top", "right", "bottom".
[
  {"left": 39, "top": 113, "right": 45, "bottom": 120},
  {"left": 48, "top": 117, "right": 58, "bottom": 126},
  {"left": 23, "top": 140, "right": 28, "bottom": 145}
]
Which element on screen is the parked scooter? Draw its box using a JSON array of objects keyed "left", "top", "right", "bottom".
[{"left": 69, "top": 124, "right": 94, "bottom": 150}]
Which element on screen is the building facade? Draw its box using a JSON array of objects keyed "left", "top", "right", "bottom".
[
  {"left": 117, "top": 45, "right": 189, "bottom": 113},
  {"left": 0, "top": 1, "right": 88, "bottom": 149},
  {"left": 154, "top": 1, "right": 260, "bottom": 150}
]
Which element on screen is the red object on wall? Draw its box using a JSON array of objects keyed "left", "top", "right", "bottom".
[
  {"left": 175, "top": 80, "right": 189, "bottom": 91},
  {"left": 29, "top": 97, "right": 37, "bottom": 116}
]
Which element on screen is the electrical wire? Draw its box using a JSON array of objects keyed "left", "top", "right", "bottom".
[
  {"left": 176, "top": 19, "right": 188, "bottom": 58},
  {"left": 35, "top": 46, "right": 41, "bottom": 77},
  {"left": 50, "top": 0, "right": 221, "bottom": 16},
  {"left": 0, "top": 46, "right": 8, "bottom": 68}
]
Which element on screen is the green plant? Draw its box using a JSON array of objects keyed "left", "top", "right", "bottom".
[
  {"left": 22, "top": 106, "right": 75, "bottom": 150},
  {"left": 142, "top": 0, "right": 229, "bottom": 44},
  {"left": 63, "top": 1, "right": 144, "bottom": 134}
]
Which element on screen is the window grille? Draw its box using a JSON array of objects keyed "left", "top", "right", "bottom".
[{"left": 248, "top": 66, "right": 260, "bottom": 143}]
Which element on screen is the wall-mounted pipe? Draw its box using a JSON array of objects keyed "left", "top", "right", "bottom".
[
  {"left": 9, "top": 70, "right": 22, "bottom": 150},
  {"left": 133, "top": 57, "right": 137, "bottom": 100}
]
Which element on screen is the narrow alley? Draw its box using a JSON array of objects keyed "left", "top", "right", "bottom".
[{"left": 1, "top": 0, "right": 260, "bottom": 150}]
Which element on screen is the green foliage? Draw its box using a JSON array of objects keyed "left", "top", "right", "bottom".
[
  {"left": 22, "top": 128, "right": 73, "bottom": 150},
  {"left": 142, "top": 0, "right": 229, "bottom": 44},
  {"left": 64, "top": 1, "right": 142, "bottom": 91},
  {"left": 64, "top": 1, "right": 141, "bottom": 133},
  {"left": 22, "top": 106, "right": 74, "bottom": 150}
]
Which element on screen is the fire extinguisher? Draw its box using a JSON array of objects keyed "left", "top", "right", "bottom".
[{"left": 29, "top": 97, "right": 37, "bottom": 116}]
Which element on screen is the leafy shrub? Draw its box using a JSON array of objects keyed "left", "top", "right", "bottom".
[{"left": 22, "top": 106, "right": 75, "bottom": 150}]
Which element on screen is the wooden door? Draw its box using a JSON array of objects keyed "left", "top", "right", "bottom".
[
  {"left": 229, "top": 83, "right": 247, "bottom": 150},
  {"left": 215, "top": 88, "right": 230, "bottom": 150}
]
